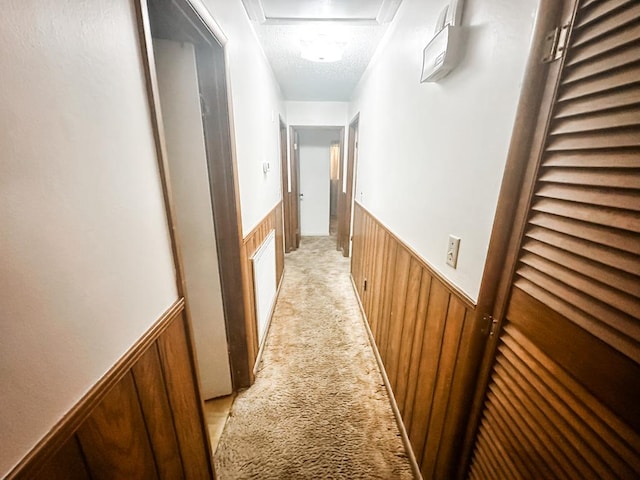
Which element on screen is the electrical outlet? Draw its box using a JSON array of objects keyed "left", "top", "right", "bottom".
[{"left": 446, "top": 235, "right": 461, "bottom": 268}]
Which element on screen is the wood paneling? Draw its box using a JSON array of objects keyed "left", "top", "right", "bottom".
[
  {"left": 351, "top": 203, "right": 486, "bottom": 478},
  {"left": 77, "top": 373, "right": 159, "bottom": 479},
  {"left": 132, "top": 346, "right": 184, "bottom": 479},
  {"left": 32, "top": 438, "right": 90, "bottom": 480},
  {"left": 274, "top": 201, "right": 285, "bottom": 281},
  {"left": 9, "top": 299, "right": 214, "bottom": 480},
  {"left": 240, "top": 202, "right": 286, "bottom": 376},
  {"left": 157, "top": 318, "right": 212, "bottom": 479}
]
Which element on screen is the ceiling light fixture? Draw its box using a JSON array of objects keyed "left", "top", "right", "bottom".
[
  {"left": 298, "top": 26, "right": 349, "bottom": 63},
  {"left": 300, "top": 36, "right": 346, "bottom": 62}
]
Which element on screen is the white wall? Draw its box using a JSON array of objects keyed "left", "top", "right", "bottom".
[
  {"left": 286, "top": 101, "right": 349, "bottom": 127},
  {"left": 201, "top": 0, "right": 286, "bottom": 236},
  {"left": 285, "top": 101, "right": 350, "bottom": 195},
  {"left": 0, "top": 1, "right": 178, "bottom": 476},
  {"left": 154, "top": 39, "right": 232, "bottom": 399},
  {"left": 349, "top": 0, "right": 539, "bottom": 301},
  {"left": 298, "top": 130, "right": 341, "bottom": 236}
]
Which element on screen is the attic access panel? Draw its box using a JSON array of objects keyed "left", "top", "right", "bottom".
[{"left": 243, "top": 0, "right": 402, "bottom": 24}]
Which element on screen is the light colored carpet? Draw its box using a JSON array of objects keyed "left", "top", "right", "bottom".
[{"left": 214, "top": 236, "right": 414, "bottom": 479}]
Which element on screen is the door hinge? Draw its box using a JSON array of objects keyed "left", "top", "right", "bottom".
[
  {"left": 294, "top": 143, "right": 298, "bottom": 150},
  {"left": 483, "top": 314, "right": 499, "bottom": 337},
  {"left": 542, "top": 23, "right": 570, "bottom": 63}
]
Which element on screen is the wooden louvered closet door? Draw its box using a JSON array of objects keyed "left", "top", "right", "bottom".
[{"left": 468, "top": 1, "right": 640, "bottom": 479}]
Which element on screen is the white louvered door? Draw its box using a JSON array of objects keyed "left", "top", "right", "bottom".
[{"left": 468, "top": 1, "right": 640, "bottom": 478}]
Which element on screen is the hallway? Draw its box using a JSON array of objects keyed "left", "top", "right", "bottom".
[
  {"left": 3, "top": 1, "right": 639, "bottom": 479},
  {"left": 214, "top": 237, "right": 413, "bottom": 479}
]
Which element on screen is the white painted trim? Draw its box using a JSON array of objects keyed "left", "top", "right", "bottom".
[
  {"left": 376, "top": 0, "right": 403, "bottom": 23},
  {"left": 240, "top": 0, "right": 266, "bottom": 23},
  {"left": 241, "top": 0, "right": 402, "bottom": 25},
  {"left": 187, "top": 0, "right": 228, "bottom": 45}
]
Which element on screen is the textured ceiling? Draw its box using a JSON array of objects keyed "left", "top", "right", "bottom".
[
  {"left": 261, "top": 0, "right": 383, "bottom": 20},
  {"left": 242, "top": 1, "right": 401, "bottom": 101},
  {"left": 255, "top": 24, "right": 388, "bottom": 101}
]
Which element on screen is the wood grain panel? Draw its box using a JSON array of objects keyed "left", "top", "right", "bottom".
[
  {"left": 157, "top": 316, "right": 212, "bottom": 479},
  {"left": 378, "top": 238, "right": 398, "bottom": 361},
  {"left": 369, "top": 226, "right": 388, "bottom": 338},
  {"left": 32, "top": 437, "right": 91, "bottom": 480},
  {"left": 274, "top": 199, "right": 285, "bottom": 281},
  {"left": 132, "top": 346, "right": 184, "bottom": 480},
  {"left": 421, "top": 298, "right": 467, "bottom": 478},
  {"left": 386, "top": 247, "right": 411, "bottom": 389},
  {"left": 394, "top": 259, "right": 423, "bottom": 413},
  {"left": 409, "top": 281, "right": 450, "bottom": 465},
  {"left": 240, "top": 202, "right": 286, "bottom": 375},
  {"left": 351, "top": 203, "right": 483, "bottom": 478},
  {"left": 402, "top": 274, "right": 432, "bottom": 430},
  {"left": 77, "top": 373, "right": 159, "bottom": 479}
]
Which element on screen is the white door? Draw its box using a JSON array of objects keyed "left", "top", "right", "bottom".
[
  {"left": 154, "top": 39, "right": 232, "bottom": 399},
  {"left": 298, "top": 130, "right": 340, "bottom": 236}
]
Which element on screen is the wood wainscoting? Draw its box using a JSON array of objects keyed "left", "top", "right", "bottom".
[
  {"left": 8, "top": 298, "right": 214, "bottom": 480},
  {"left": 240, "top": 202, "right": 285, "bottom": 379},
  {"left": 351, "top": 202, "right": 488, "bottom": 479}
]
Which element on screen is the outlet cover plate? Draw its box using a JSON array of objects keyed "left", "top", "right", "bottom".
[{"left": 447, "top": 235, "right": 461, "bottom": 268}]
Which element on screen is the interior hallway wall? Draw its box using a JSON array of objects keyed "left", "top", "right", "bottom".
[
  {"left": 286, "top": 101, "right": 348, "bottom": 127},
  {"left": 349, "top": 0, "right": 540, "bottom": 300},
  {"left": 0, "top": 1, "right": 178, "bottom": 476},
  {"left": 202, "top": 0, "right": 286, "bottom": 236}
]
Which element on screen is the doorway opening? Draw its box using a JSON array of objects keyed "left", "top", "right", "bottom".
[
  {"left": 285, "top": 126, "right": 344, "bottom": 242},
  {"left": 141, "top": 0, "right": 251, "bottom": 392}
]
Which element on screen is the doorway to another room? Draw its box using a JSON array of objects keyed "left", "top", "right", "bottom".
[
  {"left": 298, "top": 128, "right": 343, "bottom": 237},
  {"left": 144, "top": 0, "right": 252, "bottom": 394},
  {"left": 285, "top": 126, "right": 345, "bottom": 249}
]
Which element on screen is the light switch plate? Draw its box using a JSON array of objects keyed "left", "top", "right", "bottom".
[{"left": 447, "top": 235, "right": 461, "bottom": 268}]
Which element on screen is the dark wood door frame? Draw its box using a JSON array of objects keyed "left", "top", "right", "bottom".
[
  {"left": 138, "top": 0, "right": 251, "bottom": 391},
  {"left": 334, "top": 127, "right": 345, "bottom": 250},
  {"left": 455, "top": 0, "right": 577, "bottom": 476},
  {"left": 279, "top": 118, "right": 294, "bottom": 252},
  {"left": 338, "top": 114, "right": 359, "bottom": 257},
  {"left": 288, "top": 126, "right": 300, "bottom": 250}
]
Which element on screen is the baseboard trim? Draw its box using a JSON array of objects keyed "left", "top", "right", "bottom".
[
  {"left": 6, "top": 298, "right": 186, "bottom": 480},
  {"left": 253, "top": 268, "right": 285, "bottom": 375},
  {"left": 350, "top": 275, "right": 423, "bottom": 480}
]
